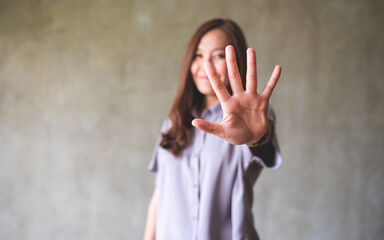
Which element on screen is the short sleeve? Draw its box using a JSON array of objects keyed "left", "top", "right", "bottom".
[
  {"left": 148, "top": 138, "right": 161, "bottom": 186},
  {"left": 241, "top": 105, "right": 282, "bottom": 169},
  {"left": 148, "top": 119, "right": 172, "bottom": 186},
  {"left": 148, "top": 143, "right": 159, "bottom": 173}
]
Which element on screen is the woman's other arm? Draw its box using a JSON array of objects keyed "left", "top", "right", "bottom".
[{"left": 143, "top": 187, "right": 159, "bottom": 240}]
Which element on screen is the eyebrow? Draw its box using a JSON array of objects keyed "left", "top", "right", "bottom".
[{"left": 196, "top": 47, "right": 226, "bottom": 52}]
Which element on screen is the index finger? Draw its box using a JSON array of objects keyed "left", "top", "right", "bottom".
[{"left": 204, "top": 61, "right": 231, "bottom": 103}]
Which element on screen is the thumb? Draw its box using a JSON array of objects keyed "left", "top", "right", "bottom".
[{"left": 192, "top": 119, "right": 225, "bottom": 139}]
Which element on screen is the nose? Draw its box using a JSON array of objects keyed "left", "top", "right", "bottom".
[
  {"left": 203, "top": 55, "right": 212, "bottom": 62},
  {"left": 195, "top": 56, "right": 212, "bottom": 73}
]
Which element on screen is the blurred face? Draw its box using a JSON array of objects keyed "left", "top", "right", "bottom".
[{"left": 190, "top": 29, "right": 230, "bottom": 104}]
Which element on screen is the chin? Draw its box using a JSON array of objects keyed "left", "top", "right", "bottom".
[{"left": 196, "top": 87, "right": 215, "bottom": 96}]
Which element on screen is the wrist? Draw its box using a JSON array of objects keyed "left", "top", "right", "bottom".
[{"left": 247, "top": 121, "right": 272, "bottom": 147}]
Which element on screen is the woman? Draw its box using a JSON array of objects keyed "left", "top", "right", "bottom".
[{"left": 144, "top": 18, "right": 282, "bottom": 240}]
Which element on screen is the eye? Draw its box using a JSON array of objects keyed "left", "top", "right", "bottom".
[
  {"left": 214, "top": 54, "right": 226, "bottom": 59},
  {"left": 194, "top": 53, "right": 203, "bottom": 59}
]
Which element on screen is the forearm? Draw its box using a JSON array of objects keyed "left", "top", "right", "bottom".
[
  {"left": 249, "top": 121, "right": 277, "bottom": 167},
  {"left": 249, "top": 140, "right": 276, "bottom": 167},
  {"left": 143, "top": 188, "right": 158, "bottom": 240}
]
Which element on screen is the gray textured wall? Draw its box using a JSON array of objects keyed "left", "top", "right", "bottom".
[{"left": 0, "top": 0, "right": 383, "bottom": 239}]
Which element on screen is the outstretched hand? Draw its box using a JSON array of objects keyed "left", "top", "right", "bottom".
[{"left": 191, "top": 45, "right": 281, "bottom": 145}]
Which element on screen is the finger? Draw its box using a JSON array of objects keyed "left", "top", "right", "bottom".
[
  {"left": 261, "top": 65, "right": 281, "bottom": 99},
  {"left": 246, "top": 48, "right": 258, "bottom": 94},
  {"left": 192, "top": 119, "right": 225, "bottom": 139},
  {"left": 204, "top": 61, "right": 231, "bottom": 103},
  {"left": 225, "top": 45, "right": 244, "bottom": 94}
]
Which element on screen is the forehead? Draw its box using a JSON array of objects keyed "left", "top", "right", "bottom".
[{"left": 197, "top": 28, "right": 230, "bottom": 49}]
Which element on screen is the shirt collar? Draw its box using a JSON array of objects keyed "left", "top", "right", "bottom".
[{"left": 192, "top": 102, "right": 222, "bottom": 119}]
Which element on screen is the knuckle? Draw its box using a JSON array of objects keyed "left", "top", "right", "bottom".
[{"left": 230, "top": 72, "right": 240, "bottom": 80}]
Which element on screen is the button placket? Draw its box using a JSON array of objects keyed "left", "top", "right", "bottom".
[
  {"left": 192, "top": 107, "right": 214, "bottom": 239},
  {"left": 192, "top": 128, "right": 205, "bottom": 238}
]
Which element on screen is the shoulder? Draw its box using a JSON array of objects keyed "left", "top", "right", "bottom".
[{"left": 160, "top": 118, "right": 172, "bottom": 133}]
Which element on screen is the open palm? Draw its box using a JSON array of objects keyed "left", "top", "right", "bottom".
[{"left": 191, "top": 45, "right": 281, "bottom": 145}]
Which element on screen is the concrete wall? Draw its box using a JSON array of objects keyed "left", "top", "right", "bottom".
[{"left": 0, "top": 0, "right": 383, "bottom": 239}]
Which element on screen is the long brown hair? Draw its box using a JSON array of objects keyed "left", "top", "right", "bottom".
[{"left": 160, "top": 18, "right": 248, "bottom": 156}]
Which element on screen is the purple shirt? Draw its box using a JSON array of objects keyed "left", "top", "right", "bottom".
[{"left": 149, "top": 103, "right": 282, "bottom": 240}]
